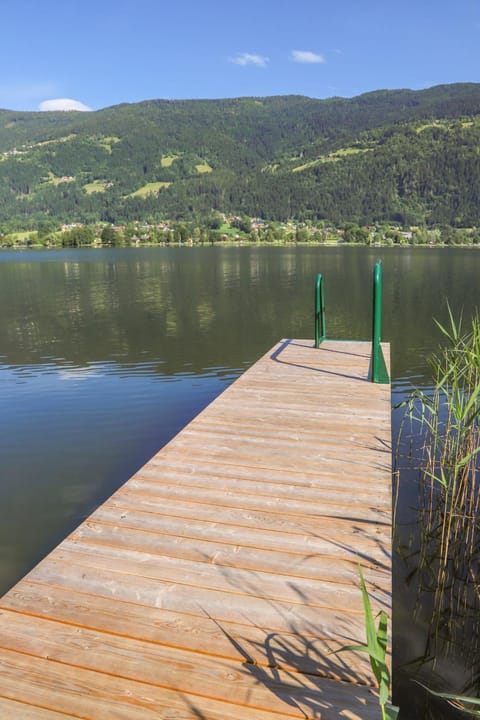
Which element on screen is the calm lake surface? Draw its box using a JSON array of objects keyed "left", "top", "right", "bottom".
[{"left": 1, "top": 245, "right": 479, "bottom": 717}]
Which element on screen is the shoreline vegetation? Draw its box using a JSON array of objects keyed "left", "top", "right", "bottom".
[
  {"left": 2, "top": 215, "right": 480, "bottom": 250},
  {"left": 396, "top": 312, "right": 480, "bottom": 714}
]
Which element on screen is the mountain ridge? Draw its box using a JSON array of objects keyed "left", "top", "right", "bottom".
[{"left": 1, "top": 83, "right": 480, "bottom": 228}]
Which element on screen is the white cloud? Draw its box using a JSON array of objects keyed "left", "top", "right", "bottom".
[
  {"left": 230, "top": 53, "right": 269, "bottom": 67},
  {"left": 39, "top": 98, "right": 92, "bottom": 112},
  {"left": 291, "top": 50, "right": 326, "bottom": 64}
]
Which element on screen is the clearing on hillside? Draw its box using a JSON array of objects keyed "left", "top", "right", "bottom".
[
  {"left": 161, "top": 154, "right": 180, "bottom": 167},
  {"left": 128, "top": 181, "right": 171, "bottom": 197},
  {"left": 292, "top": 147, "right": 371, "bottom": 172},
  {"left": 84, "top": 180, "right": 109, "bottom": 194},
  {"left": 195, "top": 162, "right": 212, "bottom": 173}
]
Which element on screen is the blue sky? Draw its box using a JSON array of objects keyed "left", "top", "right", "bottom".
[{"left": 1, "top": 0, "right": 479, "bottom": 111}]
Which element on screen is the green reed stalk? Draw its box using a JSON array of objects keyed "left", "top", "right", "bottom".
[
  {"left": 399, "top": 308, "right": 480, "bottom": 705},
  {"left": 415, "top": 682, "right": 480, "bottom": 717},
  {"left": 335, "top": 566, "right": 399, "bottom": 720}
]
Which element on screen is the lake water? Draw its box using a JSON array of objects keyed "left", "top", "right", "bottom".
[{"left": 1, "top": 245, "right": 479, "bottom": 718}]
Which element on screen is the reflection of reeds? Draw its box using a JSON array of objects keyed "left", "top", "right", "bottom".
[{"left": 402, "top": 308, "right": 480, "bottom": 661}]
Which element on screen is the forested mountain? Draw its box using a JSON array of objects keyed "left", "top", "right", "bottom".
[{"left": 2, "top": 83, "right": 480, "bottom": 228}]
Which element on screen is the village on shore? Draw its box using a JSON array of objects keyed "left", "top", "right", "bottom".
[{"left": 2, "top": 214, "right": 480, "bottom": 249}]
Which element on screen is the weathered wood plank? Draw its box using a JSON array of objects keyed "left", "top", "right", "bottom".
[
  {"left": 107, "top": 492, "right": 390, "bottom": 566},
  {"left": 0, "top": 698, "right": 79, "bottom": 720},
  {"left": 91, "top": 505, "right": 389, "bottom": 567},
  {"left": 105, "top": 479, "right": 390, "bottom": 520},
  {"left": 0, "top": 610, "right": 379, "bottom": 708},
  {"left": 1, "top": 582, "right": 374, "bottom": 680},
  {"left": 0, "top": 647, "right": 379, "bottom": 720},
  {"left": 138, "top": 458, "right": 391, "bottom": 496},
  {"left": 45, "top": 543, "right": 391, "bottom": 613},
  {"left": 13, "top": 558, "right": 382, "bottom": 640},
  {"left": 157, "top": 441, "right": 389, "bottom": 477},
  {"left": 130, "top": 465, "right": 392, "bottom": 503},
  {"left": 141, "top": 454, "right": 389, "bottom": 490},
  {"left": 71, "top": 518, "right": 390, "bottom": 587}
]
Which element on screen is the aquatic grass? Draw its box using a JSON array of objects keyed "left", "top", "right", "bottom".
[
  {"left": 398, "top": 307, "right": 480, "bottom": 697},
  {"left": 415, "top": 682, "right": 480, "bottom": 716},
  {"left": 335, "top": 566, "right": 399, "bottom": 720},
  {"left": 425, "top": 311, "right": 480, "bottom": 621}
]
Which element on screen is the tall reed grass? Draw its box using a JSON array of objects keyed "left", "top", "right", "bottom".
[{"left": 399, "top": 307, "right": 480, "bottom": 705}]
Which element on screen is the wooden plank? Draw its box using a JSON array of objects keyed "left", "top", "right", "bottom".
[
  {"left": 133, "top": 465, "right": 392, "bottom": 505},
  {"left": 0, "top": 610, "right": 380, "bottom": 710},
  {"left": 20, "top": 548, "right": 383, "bottom": 644},
  {"left": 44, "top": 543, "right": 391, "bottom": 614},
  {"left": 87, "top": 506, "right": 390, "bottom": 551},
  {"left": 71, "top": 518, "right": 390, "bottom": 586},
  {"left": 1, "top": 582, "right": 374, "bottom": 681},
  {"left": 107, "top": 491, "right": 390, "bottom": 567},
  {"left": 0, "top": 698, "right": 79, "bottom": 720},
  {"left": 13, "top": 556, "right": 382, "bottom": 639},
  {"left": 91, "top": 504, "right": 389, "bottom": 564},
  {"left": 141, "top": 454, "right": 389, "bottom": 490},
  {"left": 106, "top": 479, "right": 390, "bottom": 520},
  {"left": 156, "top": 440, "right": 388, "bottom": 476},
  {"left": 0, "top": 647, "right": 379, "bottom": 720},
  {"left": 0, "top": 339, "right": 391, "bottom": 719}
]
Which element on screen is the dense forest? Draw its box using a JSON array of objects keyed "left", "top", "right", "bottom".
[{"left": 2, "top": 83, "right": 480, "bottom": 229}]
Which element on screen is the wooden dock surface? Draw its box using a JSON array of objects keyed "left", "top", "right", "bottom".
[{"left": 0, "top": 339, "right": 391, "bottom": 719}]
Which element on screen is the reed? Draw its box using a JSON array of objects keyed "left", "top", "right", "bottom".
[
  {"left": 415, "top": 682, "right": 480, "bottom": 717},
  {"left": 336, "top": 566, "right": 399, "bottom": 720},
  {"left": 402, "top": 309, "right": 480, "bottom": 623},
  {"left": 399, "top": 307, "right": 480, "bottom": 707}
]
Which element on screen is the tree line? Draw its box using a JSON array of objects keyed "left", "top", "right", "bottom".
[{"left": 4, "top": 217, "right": 480, "bottom": 249}]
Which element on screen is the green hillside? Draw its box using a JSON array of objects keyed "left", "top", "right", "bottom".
[{"left": 2, "top": 83, "right": 480, "bottom": 228}]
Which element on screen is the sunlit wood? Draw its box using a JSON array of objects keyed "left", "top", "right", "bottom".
[{"left": 0, "top": 339, "right": 391, "bottom": 719}]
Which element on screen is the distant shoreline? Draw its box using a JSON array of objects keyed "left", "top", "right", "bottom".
[{"left": 3, "top": 241, "right": 479, "bottom": 251}]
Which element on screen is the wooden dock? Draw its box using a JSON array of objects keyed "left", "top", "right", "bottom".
[{"left": 0, "top": 338, "right": 391, "bottom": 719}]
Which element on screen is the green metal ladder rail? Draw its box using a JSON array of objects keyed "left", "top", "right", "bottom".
[
  {"left": 314, "top": 262, "right": 390, "bottom": 384},
  {"left": 371, "top": 261, "right": 390, "bottom": 384},
  {"left": 314, "top": 273, "right": 326, "bottom": 348}
]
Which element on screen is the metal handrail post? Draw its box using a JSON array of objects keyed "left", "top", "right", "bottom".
[
  {"left": 372, "top": 261, "right": 382, "bottom": 381},
  {"left": 314, "top": 273, "right": 326, "bottom": 347},
  {"left": 371, "top": 261, "right": 389, "bottom": 383}
]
